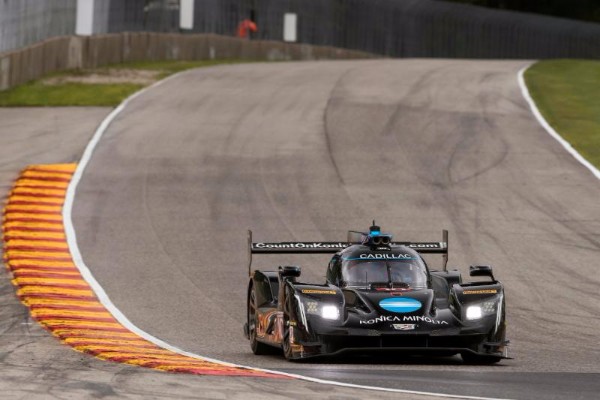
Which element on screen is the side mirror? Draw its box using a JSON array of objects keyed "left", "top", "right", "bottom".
[
  {"left": 279, "top": 265, "right": 301, "bottom": 278},
  {"left": 469, "top": 265, "right": 495, "bottom": 281}
]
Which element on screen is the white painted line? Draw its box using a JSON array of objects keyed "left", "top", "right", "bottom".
[
  {"left": 62, "top": 68, "right": 513, "bottom": 400},
  {"left": 518, "top": 65, "right": 600, "bottom": 181}
]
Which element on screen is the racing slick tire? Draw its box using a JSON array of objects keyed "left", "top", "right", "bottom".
[
  {"left": 461, "top": 351, "right": 502, "bottom": 365},
  {"left": 248, "top": 285, "right": 275, "bottom": 355},
  {"left": 282, "top": 312, "right": 295, "bottom": 360}
]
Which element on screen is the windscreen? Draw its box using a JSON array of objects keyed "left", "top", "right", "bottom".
[{"left": 342, "top": 257, "right": 428, "bottom": 289}]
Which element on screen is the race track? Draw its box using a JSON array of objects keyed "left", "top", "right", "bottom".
[{"left": 67, "top": 60, "right": 600, "bottom": 399}]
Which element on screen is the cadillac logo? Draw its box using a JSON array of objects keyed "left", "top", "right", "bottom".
[{"left": 392, "top": 323, "right": 416, "bottom": 331}]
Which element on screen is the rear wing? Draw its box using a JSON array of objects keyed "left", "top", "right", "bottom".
[{"left": 247, "top": 229, "right": 448, "bottom": 276}]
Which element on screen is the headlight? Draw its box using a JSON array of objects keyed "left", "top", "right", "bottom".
[
  {"left": 305, "top": 301, "right": 319, "bottom": 314},
  {"left": 321, "top": 305, "right": 340, "bottom": 320},
  {"left": 305, "top": 301, "right": 340, "bottom": 320},
  {"left": 466, "top": 305, "right": 483, "bottom": 320},
  {"left": 465, "top": 298, "right": 498, "bottom": 320}
]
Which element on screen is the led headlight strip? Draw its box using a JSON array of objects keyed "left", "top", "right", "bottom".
[
  {"left": 2, "top": 164, "right": 281, "bottom": 378},
  {"left": 466, "top": 298, "right": 498, "bottom": 320},
  {"left": 304, "top": 300, "right": 340, "bottom": 320}
]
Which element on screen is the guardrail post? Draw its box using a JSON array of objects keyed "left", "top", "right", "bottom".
[{"left": 0, "top": 56, "right": 9, "bottom": 91}]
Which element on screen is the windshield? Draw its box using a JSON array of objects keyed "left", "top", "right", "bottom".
[{"left": 342, "top": 258, "right": 428, "bottom": 289}]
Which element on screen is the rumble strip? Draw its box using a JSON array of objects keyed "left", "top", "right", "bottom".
[{"left": 2, "top": 164, "right": 281, "bottom": 378}]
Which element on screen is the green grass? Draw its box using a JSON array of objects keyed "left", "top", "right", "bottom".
[
  {"left": 0, "top": 82, "right": 145, "bottom": 107},
  {"left": 0, "top": 59, "right": 248, "bottom": 107},
  {"left": 525, "top": 60, "right": 600, "bottom": 169}
]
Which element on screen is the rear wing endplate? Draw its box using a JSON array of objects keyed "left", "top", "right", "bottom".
[{"left": 247, "top": 229, "right": 449, "bottom": 276}]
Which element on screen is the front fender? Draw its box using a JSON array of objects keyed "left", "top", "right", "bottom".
[
  {"left": 450, "top": 282, "right": 507, "bottom": 346},
  {"left": 250, "top": 270, "right": 278, "bottom": 308},
  {"left": 284, "top": 284, "right": 344, "bottom": 344}
]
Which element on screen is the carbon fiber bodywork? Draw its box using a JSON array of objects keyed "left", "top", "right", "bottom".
[{"left": 244, "top": 230, "right": 509, "bottom": 363}]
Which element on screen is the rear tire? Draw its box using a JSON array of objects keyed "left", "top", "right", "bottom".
[
  {"left": 248, "top": 285, "right": 274, "bottom": 355},
  {"left": 461, "top": 351, "right": 502, "bottom": 365}
]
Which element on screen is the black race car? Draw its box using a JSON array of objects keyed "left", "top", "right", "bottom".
[{"left": 244, "top": 225, "right": 509, "bottom": 363}]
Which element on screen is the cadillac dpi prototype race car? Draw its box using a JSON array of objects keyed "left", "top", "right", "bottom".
[{"left": 244, "top": 225, "right": 509, "bottom": 363}]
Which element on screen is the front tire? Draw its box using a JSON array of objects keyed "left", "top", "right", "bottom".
[
  {"left": 281, "top": 314, "right": 295, "bottom": 360},
  {"left": 248, "top": 285, "right": 274, "bottom": 355}
]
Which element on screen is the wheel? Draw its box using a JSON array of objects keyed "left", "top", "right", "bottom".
[
  {"left": 461, "top": 351, "right": 502, "bottom": 365},
  {"left": 281, "top": 313, "right": 295, "bottom": 360},
  {"left": 248, "top": 285, "right": 274, "bottom": 355}
]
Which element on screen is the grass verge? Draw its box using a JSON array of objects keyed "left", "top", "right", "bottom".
[
  {"left": 0, "top": 82, "right": 145, "bottom": 107},
  {"left": 524, "top": 59, "right": 600, "bottom": 170},
  {"left": 0, "top": 59, "right": 247, "bottom": 107}
]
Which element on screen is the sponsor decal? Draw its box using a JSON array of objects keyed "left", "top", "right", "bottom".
[
  {"left": 254, "top": 242, "right": 347, "bottom": 249},
  {"left": 360, "top": 315, "right": 449, "bottom": 325},
  {"left": 359, "top": 253, "right": 414, "bottom": 260},
  {"left": 343, "top": 253, "right": 416, "bottom": 261},
  {"left": 379, "top": 297, "right": 422, "bottom": 313},
  {"left": 254, "top": 242, "right": 443, "bottom": 250},
  {"left": 463, "top": 289, "right": 498, "bottom": 295},
  {"left": 393, "top": 324, "right": 416, "bottom": 331},
  {"left": 301, "top": 289, "right": 336, "bottom": 295},
  {"left": 401, "top": 315, "right": 449, "bottom": 324},
  {"left": 408, "top": 243, "right": 443, "bottom": 249}
]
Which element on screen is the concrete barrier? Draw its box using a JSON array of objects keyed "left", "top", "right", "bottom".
[{"left": 0, "top": 32, "right": 373, "bottom": 91}]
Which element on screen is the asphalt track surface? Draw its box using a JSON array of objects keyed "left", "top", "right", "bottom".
[
  {"left": 0, "top": 108, "right": 435, "bottom": 400},
  {"left": 2, "top": 59, "right": 599, "bottom": 398},
  {"left": 71, "top": 59, "right": 600, "bottom": 399}
]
